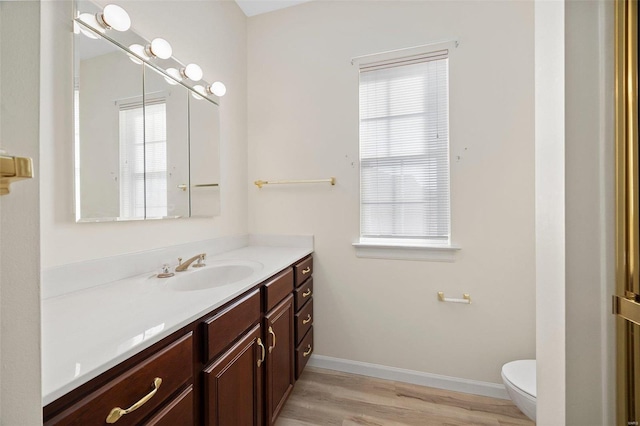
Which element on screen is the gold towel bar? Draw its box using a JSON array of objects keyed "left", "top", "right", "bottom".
[
  {"left": 177, "top": 183, "right": 219, "bottom": 191},
  {"left": 254, "top": 177, "right": 336, "bottom": 188},
  {"left": 438, "top": 292, "right": 471, "bottom": 304},
  {"left": 0, "top": 155, "right": 33, "bottom": 196}
]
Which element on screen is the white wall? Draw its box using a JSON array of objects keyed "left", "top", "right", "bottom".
[
  {"left": 0, "top": 1, "right": 42, "bottom": 424},
  {"left": 565, "top": 0, "right": 615, "bottom": 423},
  {"left": 40, "top": 0, "right": 247, "bottom": 268},
  {"left": 534, "top": 0, "right": 566, "bottom": 422},
  {"left": 248, "top": 0, "right": 536, "bottom": 384}
]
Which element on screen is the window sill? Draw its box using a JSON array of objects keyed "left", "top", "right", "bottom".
[{"left": 352, "top": 241, "right": 460, "bottom": 262}]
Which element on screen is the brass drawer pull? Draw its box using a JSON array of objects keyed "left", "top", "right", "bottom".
[
  {"left": 302, "top": 289, "right": 312, "bottom": 298},
  {"left": 303, "top": 344, "right": 312, "bottom": 357},
  {"left": 268, "top": 326, "right": 276, "bottom": 353},
  {"left": 106, "top": 377, "right": 162, "bottom": 423},
  {"left": 302, "top": 266, "right": 311, "bottom": 275},
  {"left": 257, "top": 338, "right": 266, "bottom": 367},
  {"left": 302, "top": 314, "right": 312, "bottom": 325}
]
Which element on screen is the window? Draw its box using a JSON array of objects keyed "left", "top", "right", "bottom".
[
  {"left": 118, "top": 99, "right": 168, "bottom": 219},
  {"left": 354, "top": 45, "right": 458, "bottom": 260}
]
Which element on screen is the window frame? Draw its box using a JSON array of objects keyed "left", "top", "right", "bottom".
[{"left": 352, "top": 40, "right": 460, "bottom": 261}]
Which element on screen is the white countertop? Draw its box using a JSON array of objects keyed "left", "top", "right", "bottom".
[{"left": 41, "top": 244, "right": 312, "bottom": 406}]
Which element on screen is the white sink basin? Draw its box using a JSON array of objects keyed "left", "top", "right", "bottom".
[{"left": 166, "top": 260, "right": 263, "bottom": 291}]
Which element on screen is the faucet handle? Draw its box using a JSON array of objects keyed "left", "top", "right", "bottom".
[
  {"left": 177, "top": 257, "right": 183, "bottom": 266},
  {"left": 162, "top": 264, "right": 171, "bottom": 274}
]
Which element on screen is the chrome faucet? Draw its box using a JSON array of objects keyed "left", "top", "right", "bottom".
[{"left": 175, "top": 253, "right": 206, "bottom": 272}]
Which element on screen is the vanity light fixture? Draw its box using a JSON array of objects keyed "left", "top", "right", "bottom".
[
  {"left": 127, "top": 44, "right": 150, "bottom": 65},
  {"left": 207, "top": 82, "right": 227, "bottom": 97},
  {"left": 96, "top": 4, "right": 131, "bottom": 32},
  {"left": 144, "top": 38, "right": 172, "bottom": 60},
  {"left": 164, "top": 68, "right": 182, "bottom": 86},
  {"left": 181, "top": 64, "right": 203, "bottom": 82}
]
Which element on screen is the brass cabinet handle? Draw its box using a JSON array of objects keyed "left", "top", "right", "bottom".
[
  {"left": 302, "top": 288, "right": 312, "bottom": 298},
  {"left": 257, "top": 338, "right": 266, "bottom": 367},
  {"left": 302, "top": 314, "right": 312, "bottom": 325},
  {"left": 268, "top": 326, "right": 276, "bottom": 353},
  {"left": 302, "top": 266, "right": 311, "bottom": 275},
  {"left": 106, "top": 377, "right": 162, "bottom": 423},
  {"left": 303, "top": 344, "right": 312, "bottom": 357}
]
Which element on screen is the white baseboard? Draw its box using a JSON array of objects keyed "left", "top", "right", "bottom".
[{"left": 307, "top": 354, "right": 510, "bottom": 400}]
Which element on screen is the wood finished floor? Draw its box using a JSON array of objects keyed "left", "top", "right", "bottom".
[{"left": 275, "top": 367, "right": 534, "bottom": 426}]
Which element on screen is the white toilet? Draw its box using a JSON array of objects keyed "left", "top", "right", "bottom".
[{"left": 501, "top": 359, "right": 536, "bottom": 422}]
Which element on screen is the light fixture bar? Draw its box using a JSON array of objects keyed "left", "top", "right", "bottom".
[{"left": 74, "top": 11, "right": 224, "bottom": 103}]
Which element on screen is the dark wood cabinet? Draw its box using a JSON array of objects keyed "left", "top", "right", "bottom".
[
  {"left": 44, "top": 254, "right": 314, "bottom": 426},
  {"left": 294, "top": 277, "right": 313, "bottom": 311},
  {"left": 44, "top": 333, "right": 194, "bottom": 426},
  {"left": 143, "top": 386, "right": 194, "bottom": 426},
  {"left": 204, "top": 289, "right": 261, "bottom": 362},
  {"left": 295, "top": 328, "right": 314, "bottom": 379},
  {"left": 264, "top": 294, "right": 295, "bottom": 425},
  {"left": 203, "top": 324, "right": 264, "bottom": 426},
  {"left": 292, "top": 256, "right": 313, "bottom": 380}
]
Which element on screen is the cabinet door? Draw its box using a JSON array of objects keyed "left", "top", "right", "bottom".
[
  {"left": 264, "top": 294, "right": 294, "bottom": 425},
  {"left": 203, "top": 324, "right": 264, "bottom": 426},
  {"left": 143, "top": 386, "right": 193, "bottom": 426}
]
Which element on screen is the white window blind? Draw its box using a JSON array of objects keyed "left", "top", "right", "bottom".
[
  {"left": 359, "top": 51, "right": 450, "bottom": 244},
  {"left": 143, "top": 102, "right": 168, "bottom": 218},
  {"left": 119, "top": 100, "right": 167, "bottom": 219}
]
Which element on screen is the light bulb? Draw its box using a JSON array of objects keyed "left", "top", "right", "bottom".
[
  {"left": 145, "top": 38, "right": 172, "bottom": 60},
  {"left": 97, "top": 4, "right": 131, "bottom": 32},
  {"left": 181, "top": 63, "right": 203, "bottom": 82},
  {"left": 164, "top": 68, "right": 182, "bottom": 85},
  {"left": 208, "top": 81, "right": 226, "bottom": 97},
  {"left": 128, "top": 44, "right": 150, "bottom": 65},
  {"left": 192, "top": 85, "right": 206, "bottom": 100},
  {"left": 78, "top": 13, "right": 105, "bottom": 39}
]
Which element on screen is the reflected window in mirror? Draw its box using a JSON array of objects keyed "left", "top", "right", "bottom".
[
  {"left": 142, "top": 100, "right": 168, "bottom": 218},
  {"left": 117, "top": 97, "right": 168, "bottom": 219}
]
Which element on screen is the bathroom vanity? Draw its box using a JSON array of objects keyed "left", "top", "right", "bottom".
[{"left": 42, "top": 243, "right": 314, "bottom": 425}]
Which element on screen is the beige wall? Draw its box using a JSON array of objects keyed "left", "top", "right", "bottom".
[
  {"left": 248, "top": 0, "right": 536, "bottom": 384},
  {"left": 0, "top": 1, "right": 42, "bottom": 423},
  {"left": 40, "top": 0, "right": 248, "bottom": 268}
]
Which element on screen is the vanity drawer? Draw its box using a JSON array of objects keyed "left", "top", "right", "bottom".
[
  {"left": 294, "top": 277, "right": 313, "bottom": 311},
  {"left": 204, "top": 288, "right": 261, "bottom": 362},
  {"left": 295, "top": 299, "right": 313, "bottom": 345},
  {"left": 294, "top": 256, "right": 313, "bottom": 287},
  {"left": 143, "top": 385, "right": 193, "bottom": 426},
  {"left": 45, "top": 333, "right": 193, "bottom": 426},
  {"left": 295, "top": 328, "right": 313, "bottom": 379},
  {"left": 264, "top": 268, "right": 294, "bottom": 312}
]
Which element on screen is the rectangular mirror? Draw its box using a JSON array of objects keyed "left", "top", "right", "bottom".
[
  {"left": 73, "top": 0, "right": 221, "bottom": 222},
  {"left": 75, "top": 31, "right": 145, "bottom": 221},
  {"left": 189, "top": 95, "right": 221, "bottom": 217},
  {"left": 142, "top": 65, "right": 190, "bottom": 219}
]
